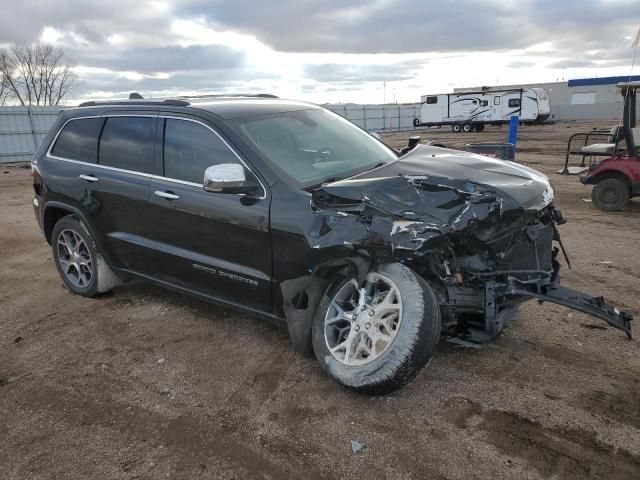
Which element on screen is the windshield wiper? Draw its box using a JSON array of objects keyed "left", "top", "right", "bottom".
[
  {"left": 307, "top": 163, "right": 387, "bottom": 190},
  {"left": 364, "top": 161, "right": 386, "bottom": 172}
]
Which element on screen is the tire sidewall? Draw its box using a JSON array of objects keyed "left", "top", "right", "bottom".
[
  {"left": 592, "top": 179, "right": 629, "bottom": 211},
  {"left": 312, "top": 263, "right": 440, "bottom": 392},
  {"left": 51, "top": 216, "right": 99, "bottom": 296}
]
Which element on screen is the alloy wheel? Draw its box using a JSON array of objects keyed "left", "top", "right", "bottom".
[
  {"left": 324, "top": 272, "right": 403, "bottom": 366},
  {"left": 57, "top": 229, "right": 93, "bottom": 288}
]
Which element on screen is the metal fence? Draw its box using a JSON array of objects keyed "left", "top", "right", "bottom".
[
  {"left": 325, "top": 103, "right": 420, "bottom": 132},
  {"left": 0, "top": 106, "right": 62, "bottom": 163},
  {"left": 0, "top": 103, "right": 422, "bottom": 164},
  {"left": 3, "top": 98, "right": 640, "bottom": 164}
]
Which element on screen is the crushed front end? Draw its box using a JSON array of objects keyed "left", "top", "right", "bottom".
[
  {"left": 416, "top": 205, "right": 633, "bottom": 342},
  {"left": 308, "top": 145, "right": 633, "bottom": 343}
]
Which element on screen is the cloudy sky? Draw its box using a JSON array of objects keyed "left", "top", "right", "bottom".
[{"left": 1, "top": 0, "right": 639, "bottom": 104}]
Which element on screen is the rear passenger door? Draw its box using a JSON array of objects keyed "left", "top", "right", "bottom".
[
  {"left": 79, "top": 114, "right": 157, "bottom": 273},
  {"left": 148, "top": 116, "right": 272, "bottom": 311}
]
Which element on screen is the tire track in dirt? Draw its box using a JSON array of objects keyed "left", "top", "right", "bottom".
[
  {"left": 443, "top": 396, "right": 640, "bottom": 480},
  {"left": 2, "top": 381, "right": 305, "bottom": 479}
]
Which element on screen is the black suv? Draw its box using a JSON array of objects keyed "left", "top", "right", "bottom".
[{"left": 32, "top": 96, "right": 632, "bottom": 393}]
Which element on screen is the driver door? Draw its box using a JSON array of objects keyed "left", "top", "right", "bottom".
[{"left": 148, "top": 116, "right": 272, "bottom": 311}]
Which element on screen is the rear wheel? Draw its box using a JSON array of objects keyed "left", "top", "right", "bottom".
[
  {"left": 591, "top": 178, "right": 630, "bottom": 211},
  {"left": 452, "top": 124, "right": 461, "bottom": 133},
  {"left": 474, "top": 124, "right": 485, "bottom": 132},
  {"left": 413, "top": 118, "right": 421, "bottom": 127},
  {"left": 51, "top": 216, "right": 120, "bottom": 297},
  {"left": 312, "top": 263, "right": 441, "bottom": 394},
  {"left": 462, "top": 123, "right": 472, "bottom": 133}
]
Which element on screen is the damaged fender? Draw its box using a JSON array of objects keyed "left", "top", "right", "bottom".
[{"left": 281, "top": 256, "right": 370, "bottom": 357}]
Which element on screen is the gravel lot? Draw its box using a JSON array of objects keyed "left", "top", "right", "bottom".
[{"left": 1, "top": 121, "right": 639, "bottom": 479}]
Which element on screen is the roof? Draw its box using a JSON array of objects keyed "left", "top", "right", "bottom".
[
  {"left": 74, "top": 97, "right": 320, "bottom": 120},
  {"left": 568, "top": 75, "right": 640, "bottom": 87},
  {"left": 190, "top": 99, "right": 320, "bottom": 119}
]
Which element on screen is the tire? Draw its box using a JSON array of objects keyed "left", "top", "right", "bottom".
[
  {"left": 312, "top": 263, "right": 441, "bottom": 394},
  {"left": 591, "top": 178, "right": 630, "bottom": 211},
  {"left": 452, "top": 124, "right": 461, "bottom": 133},
  {"left": 474, "top": 124, "right": 485, "bottom": 132},
  {"left": 51, "top": 215, "right": 120, "bottom": 297},
  {"left": 413, "top": 118, "right": 421, "bottom": 127},
  {"left": 462, "top": 123, "right": 472, "bottom": 133}
]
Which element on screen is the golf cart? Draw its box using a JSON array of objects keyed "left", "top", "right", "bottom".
[{"left": 569, "top": 81, "right": 640, "bottom": 211}]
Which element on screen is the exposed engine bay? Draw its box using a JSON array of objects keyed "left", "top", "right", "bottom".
[{"left": 283, "top": 145, "right": 632, "bottom": 354}]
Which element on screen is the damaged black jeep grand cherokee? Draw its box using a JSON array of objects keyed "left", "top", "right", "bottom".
[{"left": 32, "top": 97, "right": 632, "bottom": 393}]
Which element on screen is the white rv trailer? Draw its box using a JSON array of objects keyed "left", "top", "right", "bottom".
[{"left": 414, "top": 88, "right": 551, "bottom": 132}]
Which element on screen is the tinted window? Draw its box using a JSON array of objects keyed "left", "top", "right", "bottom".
[
  {"left": 98, "top": 117, "right": 154, "bottom": 173},
  {"left": 509, "top": 98, "right": 521, "bottom": 108},
  {"left": 51, "top": 117, "right": 102, "bottom": 162},
  {"left": 163, "top": 119, "right": 238, "bottom": 184},
  {"left": 426, "top": 96, "right": 438, "bottom": 104}
]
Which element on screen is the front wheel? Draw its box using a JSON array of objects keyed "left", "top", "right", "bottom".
[
  {"left": 591, "top": 178, "right": 630, "bottom": 211},
  {"left": 312, "top": 263, "right": 441, "bottom": 394}
]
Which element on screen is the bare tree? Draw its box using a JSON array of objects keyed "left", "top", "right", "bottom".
[
  {"left": 0, "top": 72, "right": 9, "bottom": 105},
  {"left": 0, "top": 43, "right": 76, "bottom": 106}
]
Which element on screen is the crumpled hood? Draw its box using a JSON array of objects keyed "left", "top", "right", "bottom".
[{"left": 315, "top": 145, "right": 554, "bottom": 226}]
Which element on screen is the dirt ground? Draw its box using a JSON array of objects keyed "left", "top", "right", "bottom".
[{"left": 1, "top": 121, "right": 640, "bottom": 480}]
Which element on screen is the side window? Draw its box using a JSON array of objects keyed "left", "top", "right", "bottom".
[
  {"left": 163, "top": 119, "right": 239, "bottom": 184},
  {"left": 426, "top": 96, "right": 438, "bottom": 104},
  {"left": 51, "top": 117, "right": 103, "bottom": 163},
  {"left": 98, "top": 117, "right": 154, "bottom": 173},
  {"left": 494, "top": 96, "right": 501, "bottom": 105},
  {"left": 508, "top": 98, "right": 521, "bottom": 108},
  {"left": 480, "top": 100, "right": 488, "bottom": 107}
]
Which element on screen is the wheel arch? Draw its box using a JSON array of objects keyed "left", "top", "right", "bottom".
[
  {"left": 590, "top": 168, "right": 632, "bottom": 190},
  {"left": 43, "top": 201, "right": 116, "bottom": 270},
  {"left": 589, "top": 168, "right": 632, "bottom": 189},
  {"left": 281, "top": 255, "right": 371, "bottom": 358},
  {"left": 43, "top": 204, "right": 75, "bottom": 244}
]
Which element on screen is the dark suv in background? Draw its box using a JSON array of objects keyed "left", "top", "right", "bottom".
[{"left": 32, "top": 96, "right": 632, "bottom": 393}]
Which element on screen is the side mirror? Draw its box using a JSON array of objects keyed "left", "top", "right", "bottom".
[{"left": 203, "top": 163, "right": 258, "bottom": 195}]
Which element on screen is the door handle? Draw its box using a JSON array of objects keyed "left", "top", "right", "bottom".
[
  {"left": 154, "top": 190, "right": 180, "bottom": 200},
  {"left": 79, "top": 174, "right": 99, "bottom": 183}
]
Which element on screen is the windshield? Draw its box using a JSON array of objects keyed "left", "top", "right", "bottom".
[{"left": 233, "top": 108, "right": 397, "bottom": 188}]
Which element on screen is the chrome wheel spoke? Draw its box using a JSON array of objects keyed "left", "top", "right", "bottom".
[
  {"left": 56, "top": 229, "right": 93, "bottom": 288},
  {"left": 324, "top": 272, "right": 403, "bottom": 367}
]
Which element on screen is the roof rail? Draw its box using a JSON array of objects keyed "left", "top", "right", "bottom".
[
  {"left": 182, "top": 93, "right": 279, "bottom": 99},
  {"left": 77, "top": 99, "right": 191, "bottom": 107}
]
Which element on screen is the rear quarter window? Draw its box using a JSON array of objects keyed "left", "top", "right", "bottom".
[
  {"left": 50, "top": 117, "right": 103, "bottom": 163},
  {"left": 98, "top": 116, "right": 155, "bottom": 173}
]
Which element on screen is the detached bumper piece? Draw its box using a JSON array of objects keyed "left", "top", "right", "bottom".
[{"left": 506, "top": 284, "right": 633, "bottom": 339}]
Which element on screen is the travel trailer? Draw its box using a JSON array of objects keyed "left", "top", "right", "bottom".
[{"left": 414, "top": 88, "right": 551, "bottom": 132}]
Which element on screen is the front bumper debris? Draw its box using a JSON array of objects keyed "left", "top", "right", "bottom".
[{"left": 503, "top": 284, "right": 633, "bottom": 339}]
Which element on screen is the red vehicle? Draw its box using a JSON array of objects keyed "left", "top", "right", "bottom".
[{"left": 577, "top": 81, "right": 640, "bottom": 210}]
